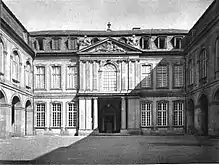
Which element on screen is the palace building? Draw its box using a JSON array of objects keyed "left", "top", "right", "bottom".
[{"left": 0, "top": 0, "right": 219, "bottom": 137}]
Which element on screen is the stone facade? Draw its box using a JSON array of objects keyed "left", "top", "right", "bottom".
[
  {"left": 184, "top": 0, "right": 219, "bottom": 136},
  {"left": 1, "top": 0, "right": 219, "bottom": 137}
]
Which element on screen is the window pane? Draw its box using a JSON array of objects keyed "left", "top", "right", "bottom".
[
  {"left": 67, "top": 66, "right": 77, "bottom": 89},
  {"left": 157, "top": 66, "right": 168, "bottom": 88},
  {"left": 36, "top": 66, "right": 45, "bottom": 89},
  {"left": 173, "top": 102, "right": 184, "bottom": 126},
  {"left": 103, "top": 64, "right": 117, "bottom": 91},
  {"left": 52, "top": 103, "right": 61, "bottom": 127},
  {"left": 174, "top": 65, "right": 183, "bottom": 87},
  {"left": 141, "top": 65, "right": 152, "bottom": 88},
  {"left": 141, "top": 102, "right": 151, "bottom": 127},
  {"left": 36, "top": 103, "right": 45, "bottom": 127},
  {"left": 51, "top": 66, "right": 61, "bottom": 89}
]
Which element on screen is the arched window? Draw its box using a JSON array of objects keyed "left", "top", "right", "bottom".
[
  {"left": 11, "top": 51, "right": 20, "bottom": 82},
  {"left": 0, "top": 38, "right": 5, "bottom": 75},
  {"left": 216, "top": 37, "right": 219, "bottom": 72},
  {"left": 102, "top": 64, "right": 117, "bottom": 91},
  {"left": 25, "top": 61, "right": 31, "bottom": 88}
]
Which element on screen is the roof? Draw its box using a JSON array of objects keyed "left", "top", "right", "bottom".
[{"left": 29, "top": 29, "right": 188, "bottom": 37}]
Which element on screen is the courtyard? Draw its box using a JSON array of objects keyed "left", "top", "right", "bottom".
[{"left": 0, "top": 135, "right": 219, "bottom": 164}]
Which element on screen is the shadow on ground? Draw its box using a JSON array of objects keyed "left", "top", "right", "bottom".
[{"left": 0, "top": 135, "right": 219, "bottom": 164}]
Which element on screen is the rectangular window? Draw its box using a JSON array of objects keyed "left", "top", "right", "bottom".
[
  {"left": 52, "top": 103, "right": 61, "bottom": 127},
  {"left": 173, "top": 102, "right": 184, "bottom": 126},
  {"left": 36, "top": 103, "right": 45, "bottom": 127},
  {"left": 200, "top": 49, "right": 207, "bottom": 79},
  {"left": 157, "top": 65, "right": 168, "bottom": 88},
  {"left": 51, "top": 66, "right": 61, "bottom": 89},
  {"left": 141, "top": 65, "right": 152, "bottom": 88},
  {"left": 36, "top": 66, "right": 45, "bottom": 89},
  {"left": 67, "top": 66, "right": 77, "bottom": 89},
  {"left": 68, "top": 103, "right": 77, "bottom": 127},
  {"left": 141, "top": 102, "right": 152, "bottom": 127},
  {"left": 173, "top": 65, "right": 183, "bottom": 87},
  {"left": 157, "top": 102, "right": 168, "bottom": 126}
]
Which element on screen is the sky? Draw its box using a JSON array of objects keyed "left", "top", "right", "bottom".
[{"left": 3, "top": 0, "right": 214, "bottom": 32}]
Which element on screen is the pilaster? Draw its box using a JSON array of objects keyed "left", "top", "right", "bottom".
[
  {"left": 121, "top": 97, "right": 126, "bottom": 129},
  {"left": 79, "top": 98, "right": 86, "bottom": 130},
  {"left": 93, "top": 97, "right": 98, "bottom": 130}
]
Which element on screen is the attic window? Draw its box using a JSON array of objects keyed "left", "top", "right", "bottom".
[
  {"left": 66, "top": 37, "right": 78, "bottom": 50},
  {"left": 155, "top": 36, "right": 166, "bottom": 49},
  {"left": 51, "top": 38, "right": 61, "bottom": 50},
  {"left": 140, "top": 37, "right": 150, "bottom": 49},
  {"left": 37, "top": 38, "right": 44, "bottom": 51},
  {"left": 171, "top": 37, "right": 182, "bottom": 49},
  {"left": 91, "top": 38, "right": 100, "bottom": 44}
]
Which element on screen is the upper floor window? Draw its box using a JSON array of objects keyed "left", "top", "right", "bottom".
[
  {"left": 36, "top": 103, "right": 45, "bottom": 127},
  {"left": 141, "top": 64, "right": 152, "bottom": 88},
  {"left": 67, "top": 66, "right": 77, "bottom": 89},
  {"left": 103, "top": 64, "right": 117, "bottom": 91},
  {"left": 11, "top": 51, "right": 20, "bottom": 82},
  {"left": 25, "top": 61, "right": 31, "bottom": 88},
  {"left": 155, "top": 36, "right": 166, "bottom": 49},
  {"left": 157, "top": 65, "right": 168, "bottom": 88},
  {"left": 199, "top": 48, "right": 207, "bottom": 79},
  {"left": 157, "top": 101, "right": 168, "bottom": 126},
  {"left": 36, "top": 66, "right": 45, "bottom": 89},
  {"left": 66, "top": 37, "right": 78, "bottom": 50},
  {"left": 51, "top": 66, "right": 61, "bottom": 89},
  {"left": 0, "top": 38, "right": 5, "bottom": 75},
  {"left": 171, "top": 37, "right": 182, "bottom": 49},
  {"left": 51, "top": 38, "right": 61, "bottom": 50},
  {"left": 67, "top": 102, "right": 77, "bottom": 127},
  {"left": 173, "top": 65, "right": 183, "bottom": 88},
  {"left": 140, "top": 37, "right": 150, "bottom": 50},
  {"left": 188, "top": 59, "right": 194, "bottom": 85},
  {"left": 216, "top": 37, "right": 219, "bottom": 72},
  {"left": 173, "top": 101, "right": 184, "bottom": 126},
  {"left": 91, "top": 38, "right": 100, "bottom": 45},
  {"left": 141, "top": 101, "right": 152, "bottom": 127}
]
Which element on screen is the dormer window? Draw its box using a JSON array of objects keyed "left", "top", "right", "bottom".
[
  {"left": 171, "top": 37, "right": 182, "bottom": 49},
  {"left": 140, "top": 36, "right": 150, "bottom": 49},
  {"left": 91, "top": 38, "right": 100, "bottom": 45},
  {"left": 37, "top": 38, "right": 45, "bottom": 51},
  {"left": 155, "top": 36, "right": 166, "bottom": 49},
  {"left": 66, "top": 37, "right": 78, "bottom": 50},
  {"left": 51, "top": 38, "right": 61, "bottom": 50}
]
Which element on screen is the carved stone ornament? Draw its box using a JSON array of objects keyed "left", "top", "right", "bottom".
[{"left": 89, "top": 41, "right": 125, "bottom": 53}]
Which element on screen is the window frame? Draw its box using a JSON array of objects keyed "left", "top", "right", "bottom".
[
  {"left": 141, "top": 64, "right": 153, "bottom": 88},
  {"left": 173, "top": 64, "right": 184, "bottom": 88},
  {"left": 156, "top": 101, "right": 169, "bottom": 127},
  {"left": 173, "top": 101, "right": 184, "bottom": 127},
  {"left": 0, "top": 38, "right": 6, "bottom": 76},
  {"left": 155, "top": 36, "right": 167, "bottom": 49},
  {"left": 51, "top": 102, "right": 62, "bottom": 128},
  {"left": 139, "top": 36, "right": 150, "bottom": 50},
  {"left": 36, "top": 102, "right": 46, "bottom": 128},
  {"left": 51, "top": 38, "right": 61, "bottom": 50},
  {"left": 199, "top": 48, "right": 207, "bottom": 81},
  {"left": 66, "top": 64, "right": 78, "bottom": 90},
  {"left": 156, "top": 64, "right": 169, "bottom": 89},
  {"left": 35, "top": 65, "right": 46, "bottom": 90},
  {"left": 140, "top": 101, "right": 152, "bottom": 127},
  {"left": 215, "top": 37, "right": 219, "bottom": 72},
  {"left": 66, "top": 102, "right": 78, "bottom": 128},
  {"left": 50, "top": 65, "right": 62, "bottom": 90},
  {"left": 171, "top": 36, "right": 183, "bottom": 49},
  {"left": 11, "top": 50, "right": 20, "bottom": 83},
  {"left": 25, "top": 61, "right": 32, "bottom": 89},
  {"left": 102, "top": 63, "right": 117, "bottom": 91}
]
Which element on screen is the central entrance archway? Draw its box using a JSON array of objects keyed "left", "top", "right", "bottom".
[{"left": 98, "top": 98, "right": 121, "bottom": 133}]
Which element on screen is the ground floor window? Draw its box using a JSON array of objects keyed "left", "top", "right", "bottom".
[
  {"left": 141, "top": 102, "right": 152, "bottom": 127},
  {"left": 157, "top": 102, "right": 168, "bottom": 126},
  {"left": 173, "top": 102, "right": 184, "bottom": 126},
  {"left": 67, "top": 102, "right": 77, "bottom": 127},
  {"left": 36, "top": 103, "right": 45, "bottom": 127},
  {"left": 52, "top": 103, "right": 61, "bottom": 127}
]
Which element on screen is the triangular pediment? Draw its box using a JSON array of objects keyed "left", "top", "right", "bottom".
[{"left": 79, "top": 37, "right": 142, "bottom": 53}]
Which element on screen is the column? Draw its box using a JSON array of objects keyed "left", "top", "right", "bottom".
[
  {"left": 90, "top": 62, "right": 93, "bottom": 91},
  {"left": 26, "top": 108, "right": 34, "bottom": 135},
  {"left": 93, "top": 98, "right": 98, "bottom": 130},
  {"left": 85, "top": 98, "right": 92, "bottom": 130},
  {"left": 121, "top": 97, "right": 126, "bottom": 129},
  {"left": 79, "top": 98, "right": 86, "bottom": 130},
  {"left": 117, "top": 61, "right": 122, "bottom": 91}
]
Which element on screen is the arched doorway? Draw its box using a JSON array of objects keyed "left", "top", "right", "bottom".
[
  {"left": 11, "top": 96, "right": 21, "bottom": 135},
  {"left": 98, "top": 98, "right": 121, "bottom": 133},
  {"left": 187, "top": 99, "right": 195, "bottom": 134},
  {"left": 25, "top": 100, "right": 31, "bottom": 135},
  {"left": 0, "top": 90, "right": 6, "bottom": 104},
  {"left": 0, "top": 90, "right": 7, "bottom": 137},
  {"left": 199, "top": 95, "right": 208, "bottom": 136}
]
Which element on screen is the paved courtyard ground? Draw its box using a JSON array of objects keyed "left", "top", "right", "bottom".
[{"left": 0, "top": 135, "right": 219, "bottom": 164}]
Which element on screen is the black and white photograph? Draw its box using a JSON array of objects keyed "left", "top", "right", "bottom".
[{"left": 0, "top": 0, "right": 219, "bottom": 164}]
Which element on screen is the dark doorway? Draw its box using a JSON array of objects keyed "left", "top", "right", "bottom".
[
  {"left": 25, "top": 100, "right": 31, "bottom": 135},
  {"left": 187, "top": 99, "right": 195, "bottom": 134},
  {"left": 98, "top": 98, "right": 121, "bottom": 133},
  {"left": 199, "top": 95, "right": 208, "bottom": 136}
]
